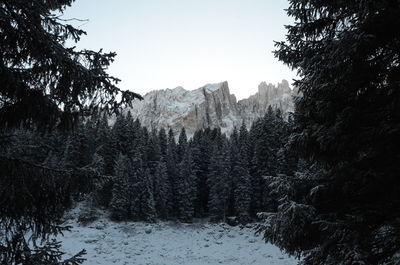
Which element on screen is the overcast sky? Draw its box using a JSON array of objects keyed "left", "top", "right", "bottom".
[{"left": 63, "top": 0, "right": 295, "bottom": 99}]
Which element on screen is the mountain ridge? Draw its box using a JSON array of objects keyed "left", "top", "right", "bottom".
[{"left": 121, "top": 80, "right": 296, "bottom": 138}]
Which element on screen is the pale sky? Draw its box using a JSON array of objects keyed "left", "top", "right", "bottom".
[{"left": 62, "top": 0, "right": 295, "bottom": 99}]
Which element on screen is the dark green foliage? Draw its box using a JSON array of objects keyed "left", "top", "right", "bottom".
[
  {"left": 147, "top": 130, "right": 161, "bottom": 175},
  {"left": 0, "top": 0, "right": 142, "bottom": 263},
  {"left": 110, "top": 152, "right": 156, "bottom": 221},
  {"left": 135, "top": 167, "right": 157, "bottom": 222},
  {"left": 2, "top": 107, "right": 295, "bottom": 226},
  {"left": 61, "top": 127, "right": 90, "bottom": 169},
  {"left": 207, "top": 141, "right": 231, "bottom": 221},
  {"left": 0, "top": 156, "right": 83, "bottom": 264},
  {"left": 259, "top": 0, "right": 400, "bottom": 264},
  {"left": 176, "top": 147, "right": 196, "bottom": 222},
  {"left": 109, "top": 154, "right": 135, "bottom": 220},
  {"left": 94, "top": 114, "right": 115, "bottom": 175},
  {"left": 0, "top": 0, "right": 142, "bottom": 131},
  {"left": 176, "top": 127, "right": 188, "bottom": 163},
  {"left": 231, "top": 126, "right": 249, "bottom": 219},
  {"left": 158, "top": 128, "right": 168, "bottom": 161},
  {"left": 166, "top": 129, "right": 178, "bottom": 216},
  {"left": 191, "top": 130, "right": 211, "bottom": 217},
  {"left": 11, "top": 240, "right": 86, "bottom": 265},
  {"left": 153, "top": 161, "right": 172, "bottom": 219}
]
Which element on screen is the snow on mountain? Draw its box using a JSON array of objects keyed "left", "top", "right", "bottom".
[{"left": 124, "top": 80, "right": 296, "bottom": 138}]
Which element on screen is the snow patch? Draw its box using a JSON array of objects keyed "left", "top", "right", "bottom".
[{"left": 58, "top": 218, "right": 298, "bottom": 265}]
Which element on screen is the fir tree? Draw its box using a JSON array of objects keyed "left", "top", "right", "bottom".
[
  {"left": 153, "top": 161, "right": 172, "bottom": 219},
  {"left": 166, "top": 128, "right": 178, "bottom": 216},
  {"left": 191, "top": 130, "right": 209, "bottom": 217},
  {"left": 109, "top": 154, "right": 134, "bottom": 220},
  {"left": 261, "top": 1, "right": 400, "bottom": 264},
  {"left": 176, "top": 127, "right": 188, "bottom": 163},
  {"left": 0, "top": 1, "right": 141, "bottom": 262},
  {"left": 136, "top": 168, "right": 157, "bottom": 222},
  {"left": 95, "top": 113, "right": 115, "bottom": 175},
  {"left": 207, "top": 141, "right": 231, "bottom": 221},
  {"left": 158, "top": 128, "right": 168, "bottom": 161},
  {"left": 147, "top": 130, "right": 161, "bottom": 175},
  {"left": 176, "top": 147, "right": 196, "bottom": 222}
]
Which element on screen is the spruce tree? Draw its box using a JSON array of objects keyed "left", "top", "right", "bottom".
[
  {"left": 207, "top": 141, "right": 231, "bottom": 221},
  {"left": 191, "top": 130, "right": 209, "bottom": 217},
  {"left": 0, "top": 1, "right": 141, "bottom": 131},
  {"left": 137, "top": 168, "right": 157, "bottom": 222},
  {"left": 0, "top": 1, "right": 141, "bottom": 263},
  {"left": 109, "top": 154, "right": 134, "bottom": 220},
  {"left": 261, "top": 1, "right": 400, "bottom": 264},
  {"left": 146, "top": 130, "right": 161, "bottom": 175},
  {"left": 233, "top": 163, "right": 252, "bottom": 224},
  {"left": 153, "top": 160, "right": 172, "bottom": 219},
  {"left": 176, "top": 147, "right": 196, "bottom": 222},
  {"left": 95, "top": 113, "right": 115, "bottom": 175},
  {"left": 158, "top": 128, "right": 168, "bottom": 161},
  {"left": 176, "top": 127, "right": 188, "bottom": 163},
  {"left": 166, "top": 128, "right": 178, "bottom": 216}
]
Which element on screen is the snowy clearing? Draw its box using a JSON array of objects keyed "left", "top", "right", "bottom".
[{"left": 58, "top": 217, "right": 298, "bottom": 265}]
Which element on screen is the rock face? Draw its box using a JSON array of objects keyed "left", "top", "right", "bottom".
[{"left": 125, "top": 80, "right": 296, "bottom": 138}]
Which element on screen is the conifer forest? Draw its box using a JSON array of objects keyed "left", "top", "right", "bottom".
[{"left": 1, "top": 0, "right": 399, "bottom": 265}]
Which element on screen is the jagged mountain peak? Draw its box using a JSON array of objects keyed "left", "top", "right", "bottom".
[
  {"left": 124, "top": 80, "right": 295, "bottom": 138},
  {"left": 200, "top": 81, "right": 228, "bottom": 93}
]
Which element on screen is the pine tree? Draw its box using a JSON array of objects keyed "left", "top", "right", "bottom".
[
  {"left": 233, "top": 163, "right": 252, "bottom": 224},
  {"left": 147, "top": 130, "right": 161, "bottom": 175},
  {"left": 137, "top": 168, "right": 157, "bottom": 222},
  {"left": 0, "top": 1, "right": 141, "bottom": 131},
  {"left": 61, "top": 125, "right": 91, "bottom": 169},
  {"left": 158, "top": 128, "right": 168, "bottom": 161},
  {"left": 109, "top": 154, "right": 133, "bottom": 220},
  {"left": 0, "top": 1, "right": 141, "bottom": 263},
  {"left": 176, "top": 147, "right": 196, "bottom": 222},
  {"left": 261, "top": 1, "right": 400, "bottom": 264},
  {"left": 191, "top": 130, "right": 209, "bottom": 217},
  {"left": 166, "top": 128, "right": 178, "bottom": 216},
  {"left": 228, "top": 127, "right": 240, "bottom": 216},
  {"left": 111, "top": 114, "right": 129, "bottom": 155},
  {"left": 153, "top": 161, "right": 172, "bottom": 219},
  {"left": 176, "top": 127, "right": 188, "bottom": 163},
  {"left": 95, "top": 113, "right": 115, "bottom": 175},
  {"left": 207, "top": 141, "right": 231, "bottom": 221}
]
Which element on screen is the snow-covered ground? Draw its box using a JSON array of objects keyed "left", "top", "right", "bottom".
[{"left": 58, "top": 208, "right": 298, "bottom": 265}]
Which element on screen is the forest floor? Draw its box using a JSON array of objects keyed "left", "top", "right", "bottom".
[{"left": 58, "top": 206, "right": 298, "bottom": 265}]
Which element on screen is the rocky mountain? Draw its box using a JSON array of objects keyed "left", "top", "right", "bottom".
[{"left": 124, "top": 80, "right": 296, "bottom": 138}]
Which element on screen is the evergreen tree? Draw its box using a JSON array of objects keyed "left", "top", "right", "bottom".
[
  {"left": 227, "top": 123, "right": 251, "bottom": 222},
  {"left": 228, "top": 127, "right": 240, "bottom": 216},
  {"left": 191, "top": 130, "right": 209, "bottom": 217},
  {"left": 61, "top": 125, "right": 91, "bottom": 169},
  {"left": 95, "top": 113, "right": 115, "bottom": 175},
  {"left": 238, "top": 121, "right": 251, "bottom": 170},
  {"left": 147, "top": 130, "right": 161, "bottom": 175},
  {"left": 0, "top": 1, "right": 141, "bottom": 263},
  {"left": 158, "top": 128, "right": 168, "bottom": 161},
  {"left": 166, "top": 128, "right": 178, "bottom": 216},
  {"left": 111, "top": 114, "right": 129, "bottom": 155},
  {"left": 0, "top": 1, "right": 141, "bottom": 131},
  {"left": 109, "top": 154, "right": 134, "bottom": 220},
  {"left": 153, "top": 161, "right": 172, "bottom": 219},
  {"left": 176, "top": 147, "right": 196, "bottom": 222},
  {"left": 137, "top": 168, "right": 157, "bottom": 222},
  {"left": 261, "top": 1, "right": 400, "bottom": 264},
  {"left": 176, "top": 127, "right": 188, "bottom": 163},
  {"left": 207, "top": 141, "right": 231, "bottom": 221},
  {"left": 233, "top": 163, "right": 252, "bottom": 224}
]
